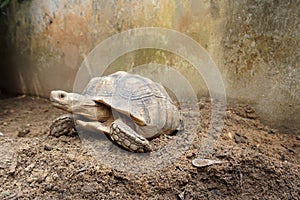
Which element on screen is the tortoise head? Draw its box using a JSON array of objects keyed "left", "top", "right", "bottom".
[
  {"left": 50, "top": 90, "right": 111, "bottom": 121},
  {"left": 50, "top": 90, "right": 89, "bottom": 113}
]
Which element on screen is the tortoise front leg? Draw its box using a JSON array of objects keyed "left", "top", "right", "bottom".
[
  {"left": 49, "top": 114, "right": 77, "bottom": 137},
  {"left": 110, "top": 119, "right": 151, "bottom": 153}
]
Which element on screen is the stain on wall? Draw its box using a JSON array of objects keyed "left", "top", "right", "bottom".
[
  {"left": 223, "top": 0, "right": 300, "bottom": 133},
  {"left": 0, "top": 0, "right": 299, "bottom": 133}
]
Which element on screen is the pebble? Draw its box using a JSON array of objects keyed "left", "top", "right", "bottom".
[
  {"left": 267, "top": 129, "right": 276, "bottom": 134},
  {"left": 44, "top": 145, "right": 53, "bottom": 151},
  {"left": 227, "top": 132, "right": 234, "bottom": 139},
  {"left": 186, "top": 152, "right": 195, "bottom": 158},
  {"left": 178, "top": 191, "right": 185, "bottom": 200},
  {"left": 0, "top": 132, "right": 3, "bottom": 136},
  {"left": 223, "top": 132, "right": 234, "bottom": 140},
  {"left": 17, "top": 128, "right": 30, "bottom": 137},
  {"left": 192, "top": 158, "right": 223, "bottom": 168},
  {"left": 25, "top": 163, "right": 36, "bottom": 172},
  {"left": 45, "top": 184, "right": 54, "bottom": 191},
  {"left": 234, "top": 133, "right": 246, "bottom": 143},
  {"left": 77, "top": 167, "right": 87, "bottom": 173},
  {"left": 66, "top": 153, "right": 76, "bottom": 162}
]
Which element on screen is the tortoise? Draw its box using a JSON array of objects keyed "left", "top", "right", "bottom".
[{"left": 49, "top": 71, "right": 183, "bottom": 152}]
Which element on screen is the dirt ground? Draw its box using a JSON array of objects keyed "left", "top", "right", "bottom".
[{"left": 0, "top": 93, "right": 299, "bottom": 199}]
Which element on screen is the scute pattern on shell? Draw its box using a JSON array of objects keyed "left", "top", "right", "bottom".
[{"left": 82, "top": 71, "right": 181, "bottom": 139}]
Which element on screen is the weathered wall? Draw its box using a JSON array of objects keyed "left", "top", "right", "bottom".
[
  {"left": 0, "top": 0, "right": 299, "bottom": 133},
  {"left": 223, "top": 0, "right": 300, "bottom": 134}
]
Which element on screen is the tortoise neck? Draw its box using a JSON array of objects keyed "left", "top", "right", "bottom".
[{"left": 72, "top": 100, "right": 111, "bottom": 122}]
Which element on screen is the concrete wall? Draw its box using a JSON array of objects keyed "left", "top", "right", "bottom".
[
  {"left": 223, "top": 0, "right": 300, "bottom": 134},
  {"left": 0, "top": 0, "right": 299, "bottom": 134}
]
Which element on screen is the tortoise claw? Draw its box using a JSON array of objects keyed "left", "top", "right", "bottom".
[{"left": 110, "top": 119, "right": 151, "bottom": 153}]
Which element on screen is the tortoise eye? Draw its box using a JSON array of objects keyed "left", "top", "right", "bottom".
[{"left": 59, "top": 93, "right": 66, "bottom": 99}]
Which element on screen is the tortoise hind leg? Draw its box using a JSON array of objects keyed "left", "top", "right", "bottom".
[{"left": 110, "top": 119, "right": 151, "bottom": 153}]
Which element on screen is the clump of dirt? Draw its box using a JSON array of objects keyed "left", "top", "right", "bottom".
[{"left": 0, "top": 95, "right": 299, "bottom": 199}]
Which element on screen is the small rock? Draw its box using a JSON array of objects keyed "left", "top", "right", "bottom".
[
  {"left": 37, "top": 172, "right": 49, "bottom": 183},
  {"left": 0, "top": 132, "right": 4, "bottom": 136},
  {"left": 44, "top": 145, "right": 53, "bottom": 151},
  {"left": 228, "top": 132, "right": 234, "bottom": 139},
  {"left": 50, "top": 173, "right": 59, "bottom": 182},
  {"left": 267, "top": 129, "right": 276, "bottom": 134},
  {"left": 3, "top": 122, "right": 8, "bottom": 126},
  {"left": 67, "top": 153, "right": 76, "bottom": 162},
  {"left": 28, "top": 169, "right": 48, "bottom": 183},
  {"left": 77, "top": 167, "right": 87, "bottom": 173},
  {"left": 186, "top": 152, "right": 195, "bottom": 158},
  {"left": 45, "top": 176, "right": 52, "bottom": 183},
  {"left": 192, "top": 158, "right": 223, "bottom": 168},
  {"left": 223, "top": 132, "right": 234, "bottom": 140},
  {"left": 25, "top": 163, "right": 36, "bottom": 172},
  {"left": 17, "top": 128, "right": 30, "bottom": 137},
  {"left": 45, "top": 184, "right": 54, "bottom": 191},
  {"left": 257, "top": 124, "right": 264, "bottom": 130},
  {"left": 234, "top": 133, "right": 246, "bottom": 143},
  {"left": 178, "top": 191, "right": 185, "bottom": 200}
]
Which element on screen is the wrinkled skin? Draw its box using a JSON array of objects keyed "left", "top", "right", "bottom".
[{"left": 50, "top": 90, "right": 111, "bottom": 122}]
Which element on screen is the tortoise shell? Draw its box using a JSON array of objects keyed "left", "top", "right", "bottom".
[{"left": 82, "top": 71, "right": 181, "bottom": 139}]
